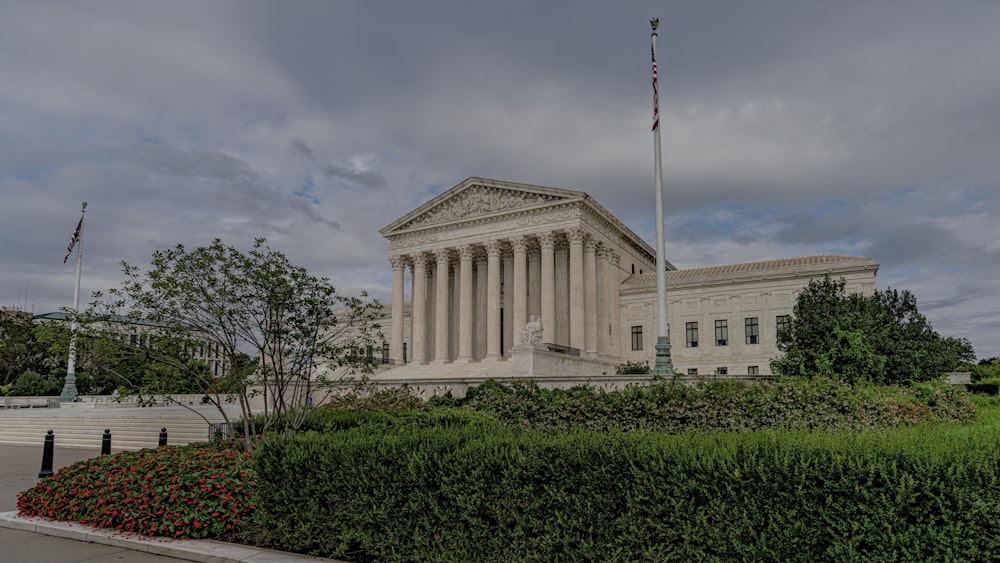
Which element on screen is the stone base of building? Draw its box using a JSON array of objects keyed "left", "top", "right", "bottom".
[{"left": 366, "top": 345, "right": 651, "bottom": 399}]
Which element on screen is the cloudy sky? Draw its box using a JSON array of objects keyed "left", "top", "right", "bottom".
[{"left": 1, "top": 1, "right": 998, "bottom": 358}]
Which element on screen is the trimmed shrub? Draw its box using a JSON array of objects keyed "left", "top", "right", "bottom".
[
  {"left": 253, "top": 421, "right": 1000, "bottom": 561},
  {"left": 970, "top": 377, "right": 1000, "bottom": 396},
  {"left": 458, "top": 377, "right": 976, "bottom": 433}
]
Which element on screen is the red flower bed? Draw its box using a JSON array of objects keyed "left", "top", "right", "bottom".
[{"left": 17, "top": 442, "right": 255, "bottom": 539}]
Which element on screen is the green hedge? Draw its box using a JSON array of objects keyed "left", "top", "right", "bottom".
[
  {"left": 253, "top": 415, "right": 1000, "bottom": 561},
  {"left": 970, "top": 377, "right": 1000, "bottom": 396},
  {"left": 459, "top": 377, "right": 976, "bottom": 433}
]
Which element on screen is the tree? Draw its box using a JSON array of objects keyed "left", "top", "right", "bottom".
[
  {"left": 772, "top": 276, "right": 974, "bottom": 384},
  {"left": 85, "top": 238, "right": 384, "bottom": 449},
  {"left": 0, "top": 313, "right": 48, "bottom": 385}
]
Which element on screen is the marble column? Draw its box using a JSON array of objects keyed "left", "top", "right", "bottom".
[
  {"left": 584, "top": 237, "right": 598, "bottom": 357},
  {"left": 595, "top": 246, "right": 608, "bottom": 357},
  {"left": 554, "top": 242, "right": 569, "bottom": 346},
  {"left": 538, "top": 232, "right": 555, "bottom": 347},
  {"left": 389, "top": 255, "right": 406, "bottom": 364},
  {"left": 485, "top": 240, "right": 503, "bottom": 360},
  {"left": 475, "top": 254, "right": 487, "bottom": 359},
  {"left": 433, "top": 248, "right": 451, "bottom": 363},
  {"left": 510, "top": 235, "right": 527, "bottom": 351},
  {"left": 610, "top": 251, "right": 621, "bottom": 358},
  {"left": 457, "top": 244, "right": 474, "bottom": 362},
  {"left": 503, "top": 253, "right": 513, "bottom": 355},
  {"left": 528, "top": 244, "right": 541, "bottom": 320},
  {"left": 567, "top": 228, "right": 585, "bottom": 351},
  {"left": 411, "top": 253, "right": 428, "bottom": 364}
]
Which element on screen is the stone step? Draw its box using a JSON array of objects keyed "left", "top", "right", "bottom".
[{"left": 0, "top": 405, "right": 243, "bottom": 451}]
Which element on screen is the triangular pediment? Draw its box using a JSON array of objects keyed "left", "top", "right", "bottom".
[{"left": 381, "top": 177, "right": 586, "bottom": 235}]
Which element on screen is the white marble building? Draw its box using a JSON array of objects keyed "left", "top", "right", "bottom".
[{"left": 371, "top": 178, "right": 877, "bottom": 394}]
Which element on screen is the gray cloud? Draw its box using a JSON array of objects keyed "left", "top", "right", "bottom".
[{"left": 1, "top": 0, "right": 998, "bottom": 357}]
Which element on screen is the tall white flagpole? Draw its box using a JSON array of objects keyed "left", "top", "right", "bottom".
[
  {"left": 651, "top": 19, "right": 674, "bottom": 376},
  {"left": 60, "top": 202, "right": 87, "bottom": 402}
]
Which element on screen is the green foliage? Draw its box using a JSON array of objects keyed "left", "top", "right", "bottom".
[
  {"left": 962, "top": 357, "right": 1000, "bottom": 383},
  {"left": 85, "top": 238, "right": 385, "bottom": 449},
  {"left": 615, "top": 360, "right": 651, "bottom": 375},
  {"left": 970, "top": 377, "right": 1000, "bottom": 396},
  {"left": 320, "top": 385, "right": 427, "bottom": 412},
  {"left": 252, "top": 417, "right": 1000, "bottom": 561},
  {"left": 772, "top": 276, "right": 975, "bottom": 384},
  {"left": 17, "top": 442, "right": 254, "bottom": 539},
  {"left": 10, "top": 371, "right": 63, "bottom": 396},
  {"left": 456, "top": 378, "right": 975, "bottom": 433},
  {"left": 0, "top": 313, "right": 49, "bottom": 385}
]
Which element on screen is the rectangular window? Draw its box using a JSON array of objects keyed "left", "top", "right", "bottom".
[
  {"left": 745, "top": 317, "right": 759, "bottom": 345},
  {"left": 382, "top": 343, "right": 390, "bottom": 364},
  {"left": 716, "top": 367, "right": 728, "bottom": 375},
  {"left": 631, "top": 325, "right": 643, "bottom": 351},
  {"left": 776, "top": 315, "right": 791, "bottom": 336},
  {"left": 687, "top": 368, "right": 698, "bottom": 375},
  {"left": 715, "top": 320, "right": 728, "bottom": 346},
  {"left": 748, "top": 365, "right": 759, "bottom": 376},
  {"left": 686, "top": 322, "right": 699, "bottom": 348}
]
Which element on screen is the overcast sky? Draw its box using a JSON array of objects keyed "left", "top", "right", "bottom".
[{"left": 1, "top": 1, "right": 998, "bottom": 358}]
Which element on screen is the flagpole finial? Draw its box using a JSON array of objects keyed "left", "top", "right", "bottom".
[{"left": 650, "top": 18, "right": 659, "bottom": 34}]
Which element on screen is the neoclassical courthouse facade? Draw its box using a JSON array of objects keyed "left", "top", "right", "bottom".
[{"left": 369, "top": 178, "right": 878, "bottom": 393}]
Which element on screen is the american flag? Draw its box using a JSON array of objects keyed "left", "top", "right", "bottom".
[
  {"left": 651, "top": 42, "right": 659, "bottom": 131},
  {"left": 64, "top": 217, "right": 82, "bottom": 263}
]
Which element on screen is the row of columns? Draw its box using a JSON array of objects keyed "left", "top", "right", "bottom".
[{"left": 389, "top": 230, "right": 622, "bottom": 365}]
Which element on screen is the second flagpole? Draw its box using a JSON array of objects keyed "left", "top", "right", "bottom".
[{"left": 651, "top": 19, "right": 674, "bottom": 376}]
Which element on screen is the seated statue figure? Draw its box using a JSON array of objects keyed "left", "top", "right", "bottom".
[{"left": 521, "top": 316, "right": 544, "bottom": 345}]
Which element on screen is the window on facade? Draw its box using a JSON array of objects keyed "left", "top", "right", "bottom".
[
  {"left": 776, "top": 315, "right": 791, "bottom": 336},
  {"left": 403, "top": 342, "right": 408, "bottom": 363},
  {"left": 715, "top": 319, "right": 728, "bottom": 346},
  {"left": 716, "top": 367, "right": 728, "bottom": 375},
  {"left": 686, "top": 322, "right": 698, "bottom": 348},
  {"left": 687, "top": 368, "right": 698, "bottom": 375},
  {"left": 631, "top": 325, "right": 643, "bottom": 351},
  {"left": 748, "top": 365, "right": 759, "bottom": 375},
  {"left": 745, "top": 317, "right": 759, "bottom": 345},
  {"left": 382, "top": 343, "right": 390, "bottom": 364}
]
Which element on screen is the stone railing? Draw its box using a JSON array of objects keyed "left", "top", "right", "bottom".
[{"left": 0, "top": 396, "right": 57, "bottom": 409}]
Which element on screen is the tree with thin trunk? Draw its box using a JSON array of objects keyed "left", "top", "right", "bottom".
[{"left": 83, "top": 238, "right": 383, "bottom": 449}]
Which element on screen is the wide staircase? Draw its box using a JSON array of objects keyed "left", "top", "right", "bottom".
[{"left": 0, "top": 404, "right": 243, "bottom": 451}]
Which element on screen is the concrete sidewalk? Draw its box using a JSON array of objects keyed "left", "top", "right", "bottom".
[{"left": 0, "top": 444, "right": 342, "bottom": 562}]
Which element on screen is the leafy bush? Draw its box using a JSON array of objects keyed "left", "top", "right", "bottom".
[
  {"left": 615, "top": 360, "right": 651, "bottom": 375},
  {"left": 11, "top": 371, "right": 63, "bottom": 396},
  {"left": 253, "top": 420, "right": 1000, "bottom": 561},
  {"left": 457, "top": 377, "right": 976, "bottom": 433},
  {"left": 321, "top": 385, "right": 427, "bottom": 411},
  {"left": 970, "top": 377, "right": 1000, "bottom": 396},
  {"left": 17, "top": 442, "right": 254, "bottom": 539}
]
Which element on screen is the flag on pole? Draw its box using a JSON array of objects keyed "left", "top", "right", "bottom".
[
  {"left": 651, "top": 42, "right": 660, "bottom": 131},
  {"left": 64, "top": 217, "right": 82, "bottom": 263}
]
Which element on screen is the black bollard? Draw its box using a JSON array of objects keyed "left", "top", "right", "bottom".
[
  {"left": 158, "top": 427, "right": 168, "bottom": 447},
  {"left": 38, "top": 430, "right": 55, "bottom": 478},
  {"left": 101, "top": 429, "right": 112, "bottom": 456}
]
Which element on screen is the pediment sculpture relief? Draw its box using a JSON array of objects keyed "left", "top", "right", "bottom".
[{"left": 402, "top": 187, "right": 557, "bottom": 229}]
